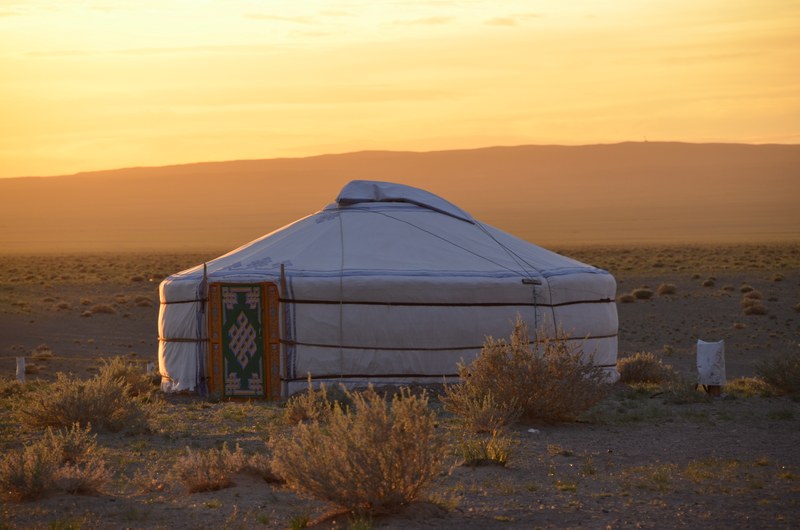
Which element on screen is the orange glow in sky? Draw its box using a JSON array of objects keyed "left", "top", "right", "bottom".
[{"left": 1, "top": 0, "right": 798, "bottom": 177}]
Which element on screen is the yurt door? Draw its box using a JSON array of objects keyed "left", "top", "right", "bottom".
[{"left": 207, "top": 282, "right": 281, "bottom": 399}]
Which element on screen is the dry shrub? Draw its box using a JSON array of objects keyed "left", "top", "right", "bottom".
[
  {"left": 89, "top": 303, "right": 116, "bottom": 315},
  {"left": 722, "top": 285, "right": 735, "bottom": 292},
  {"left": 756, "top": 351, "right": 800, "bottom": 396},
  {"left": 98, "top": 356, "right": 154, "bottom": 398},
  {"left": 48, "top": 424, "right": 110, "bottom": 494},
  {"left": 449, "top": 318, "right": 609, "bottom": 424},
  {"left": 15, "top": 371, "right": 152, "bottom": 433},
  {"left": 173, "top": 443, "right": 244, "bottom": 493},
  {"left": 656, "top": 284, "right": 676, "bottom": 296},
  {"left": 617, "top": 352, "right": 676, "bottom": 384},
  {"left": 740, "top": 284, "right": 754, "bottom": 293},
  {"left": 0, "top": 424, "right": 108, "bottom": 501},
  {"left": 743, "top": 290, "right": 762, "bottom": 300},
  {"left": 133, "top": 296, "right": 154, "bottom": 308},
  {"left": 241, "top": 451, "right": 282, "bottom": 483},
  {"left": 54, "top": 458, "right": 110, "bottom": 495},
  {"left": 54, "top": 301, "right": 71, "bottom": 310},
  {"left": 31, "top": 344, "right": 54, "bottom": 360},
  {"left": 702, "top": 279, "right": 715, "bottom": 287},
  {"left": 271, "top": 386, "right": 442, "bottom": 515},
  {"left": 44, "top": 423, "right": 96, "bottom": 465},
  {"left": 742, "top": 302, "right": 768, "bottom": 315},
  {"left": 442, "top": 386, "right": 521, "bottom": 433},
  {"left": 0, "top": 439, "right": 59, "bottom": 501},
  {"left": 795, "top": 303, "right": 800, "bottom": 313},
  {"left": 772, "top": 273, "right": 784, "bottom": 282},
  {"left": 632, "top": 288, "right": 654, "bottom": 300},
  {"left": 284, "top": 375, "right": 334, "bottom": 424},
  {"left": 617, "top": 293, "right": 636, "bottom": 304}
]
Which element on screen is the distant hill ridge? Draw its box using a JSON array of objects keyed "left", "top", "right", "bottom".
[{"left": 2, "top": 142, "right": 798, "bottom": 253}]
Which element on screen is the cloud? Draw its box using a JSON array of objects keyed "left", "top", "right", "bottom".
[
  {"left": 244, "top": 13, "right": 314, "bottom": 24},
  {"left": 0, "top": 11, "right": 20, "bottom": 17},
  {"left": 395, "top": 16, "right": 454, "bottom": 26},
  {"left": 26, "top": 44, "right": 278, "bottom": 58},
  {"left": 485, "top": 17, "right": 516, "bottom": 27},
  {"left": 485, "top": 13, "right": 543, "bottom": 27},
  {"left": 320, "top": 10, "right": 352, "bottom": 17}
]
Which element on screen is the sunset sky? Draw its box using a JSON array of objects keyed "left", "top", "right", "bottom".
[{"left": 1, "top": 0, "right": 798, "bottom": 178}]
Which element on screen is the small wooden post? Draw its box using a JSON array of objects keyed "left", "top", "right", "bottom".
[{"left": 16, "top": 357, "right": 25, "bottom": 383}]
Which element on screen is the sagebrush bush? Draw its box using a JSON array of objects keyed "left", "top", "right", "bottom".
[
  {"left": 0, "top": 439, "right": 59, "bottom": 501},
  {"left": 15, "top": 371, "right": 152, "bottom": 433},
  {"left": 54, "top": 458, "right": 110, "bottom": 495},
  {"left": 48, "top": 424, "right": 109, "bottom": 494},
  {"left": 756, "top": 351, "right": 800, "bottom": 396},
  {"left": 173, "top": 443, "right": 245, "bottom": 493},
  {"left": 617, "top": 293, "right": 636, "bottom": 303},
  {"left": 448, "top": 318, "right": 610, "bottom": 424},
  {"left": 98, "top": 356, "right": 154, "bottom": 398},
  {"left": 617, "top": 352, "right": 676, "bottom": 384},
  {"left": 284, "top": 375, "right": 334, "bottom": 424},
  {"left": 44, "top": 423, "right": 96, "bottom": 464},
  {"left": 0, "top": 423, "right": 108, "bottom": 501},
  {"left": 442, "top": 385, "right": 521, "bottom": 433},
  {"left": 271, "top": 386, "right": 442, "bottom": 515}
]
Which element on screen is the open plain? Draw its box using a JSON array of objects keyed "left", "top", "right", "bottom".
[{"left": 1, "top": 243, "right": 799, "bottom": 528}]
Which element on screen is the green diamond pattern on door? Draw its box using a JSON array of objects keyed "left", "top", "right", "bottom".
[{"left": 221, "top": 284, "right": 265, "bottom": 397}]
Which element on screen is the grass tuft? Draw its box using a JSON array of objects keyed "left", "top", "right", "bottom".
[
  {"left": 89, "top": 303, "right": 117, "bottom": 315},
  {"left": 617, "top": 293, "right": 636, "bottom": 304},
  {"left": 456, "top": 429, "right": 515, "bottom": 467},
  {"left": 656, "top": 284, "right": 677, "bottom": 295},
  {"left": 632, "top": 288, "right": 654, "bottom": 300}
]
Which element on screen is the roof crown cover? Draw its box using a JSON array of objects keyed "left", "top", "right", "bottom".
[{"left": 336, "top": 180, "right": 474, "bottom": 223}]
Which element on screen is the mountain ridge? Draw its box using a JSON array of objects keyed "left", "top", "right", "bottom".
[{"left": 2, "top": 142, "right": 798, "bottom": 253}]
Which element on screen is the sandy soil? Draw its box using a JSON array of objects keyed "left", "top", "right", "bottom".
[{"left": 1, "top": 244, "right": 799, "bottom": 529}]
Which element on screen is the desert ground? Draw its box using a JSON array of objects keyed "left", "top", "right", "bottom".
[{"left": 1, "top": 243, "right": 799, "bottom": 529}]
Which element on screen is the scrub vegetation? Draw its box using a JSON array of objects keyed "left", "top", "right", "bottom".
[
  {"left": 1, "top": 244, "right": 799, "bottom": 527},
  {"left": 444, "top": 318, "right": 610, "bottom": 424}
]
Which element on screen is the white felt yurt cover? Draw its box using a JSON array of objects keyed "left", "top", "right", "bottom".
[{"left": 158, "top": 180, "right": 619, "bottom": 396}]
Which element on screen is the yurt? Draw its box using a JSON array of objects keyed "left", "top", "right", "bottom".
[{"left": 158, "top": 180, "right": 619, "bottom": 399}]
